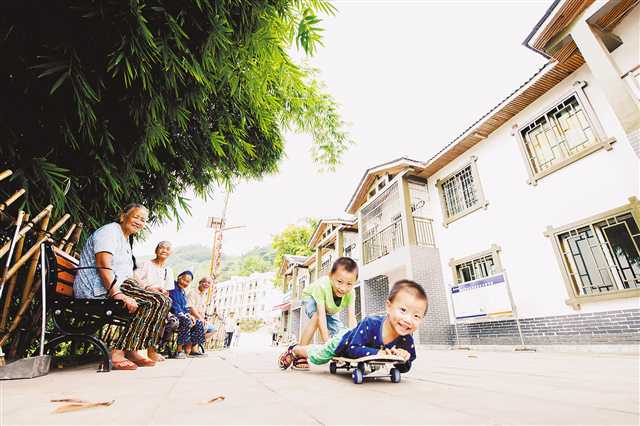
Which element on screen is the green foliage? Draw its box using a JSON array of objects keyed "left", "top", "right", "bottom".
[
  {"left": 139, "top": 244, "right": 275, "bottom": 282},
  {"left": 271, "top": 218, "right": 318, "bottom": 285},
  {"left": 218, "top": 245, "right": 275, "bottom": 281},
  {"left": 0, "top": 1, "right": 351, "bottom": 235}
]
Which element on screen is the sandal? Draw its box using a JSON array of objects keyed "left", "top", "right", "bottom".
[
  {"left": 292, "top": 357, "right": 310, "bottom": 371},
  {"left": 128, "top": 357, "right": 156, "bottom": 367},
  {"left": 278, "top": 345, "right": 296, "bottom": 370},
  {"left": 112, "top": 359, "right": 138, "bottom": 370},
  {"left": 148, "top": 353, "right": 166, "bottom": 362}
]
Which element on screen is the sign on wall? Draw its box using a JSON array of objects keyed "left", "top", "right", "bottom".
[{"left": 450, "top": 273, "right": 513, "bottom": 321}]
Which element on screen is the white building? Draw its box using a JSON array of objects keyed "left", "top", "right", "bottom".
[
  {"left": 215, "top": 272, "right": 282, "bottom": 322},
  {"left": 344, "top": 0, "right": 640, "bottom": 346}
]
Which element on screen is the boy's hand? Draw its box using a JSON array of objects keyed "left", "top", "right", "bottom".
[
  {"left": 390, "top": 347, "right": 410, "bottom": 361},
  {"left": 377, "top": 348, "right": 393, "bottom": 357}
]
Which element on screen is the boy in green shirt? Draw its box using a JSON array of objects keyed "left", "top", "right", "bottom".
[{"left": 295, "top": 257, "right": 359, "bottom": 370}]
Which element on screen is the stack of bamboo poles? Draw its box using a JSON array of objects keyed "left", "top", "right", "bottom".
[{"left": 0, "top": 169, "right": 83, "bottom": 364}]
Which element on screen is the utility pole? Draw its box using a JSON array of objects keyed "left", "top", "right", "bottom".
[
  {"left": 208, "top": 191, "right": 230, "bottom": 276},
  {"left": 205, "top": 190, "right": 245, "bottom": 319}
]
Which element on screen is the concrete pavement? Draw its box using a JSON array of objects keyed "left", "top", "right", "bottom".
[{"left": 1, "top": 329, "right": 638, "bottom": 425}]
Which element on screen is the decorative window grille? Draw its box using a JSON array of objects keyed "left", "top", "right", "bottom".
[
  {"left": 557, "top": 211, "right": 640, "bottom": 296},
  {"left": 455, "top": 254, "right": 497, "bottom": 284},
  {"left": 520, "top": 94, "right": 598, "bottom": 175},
  {"left": 441, "top": 165, "right": 478, "bottom": 218}
]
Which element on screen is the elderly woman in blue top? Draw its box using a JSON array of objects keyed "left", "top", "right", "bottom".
[
  {"left": 169, "top": 271, "right": 207, "bottom": 358},
  {"left": 73, "top": 203, "right": 172, "bottom": 370}
]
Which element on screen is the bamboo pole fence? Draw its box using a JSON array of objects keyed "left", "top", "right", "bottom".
[
  {"left": 0, "top": 205, "right": 53, "bottom": 259},
  {"left": 0, "top": 189, "right": 26, "bottom": 213},
  {"left": 0, "top": 170, "right": 12, "bottom": 183},
  {"left": 0, "top": 213, "right": 71, "bottom": 348},
  {"left": 0, "top": 214, "right": 28, "bottom": 331}
]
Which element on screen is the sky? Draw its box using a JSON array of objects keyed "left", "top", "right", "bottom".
[{"left": 138, "top": 0, "right": 552, "bottom": 257}]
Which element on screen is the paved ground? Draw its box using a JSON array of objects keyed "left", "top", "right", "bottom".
[{"left": 1, "top": 329, "right": 638, "bottom": 425}]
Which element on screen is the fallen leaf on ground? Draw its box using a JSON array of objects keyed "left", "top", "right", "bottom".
[
  {"left": 206, "top": 395, "right": 225, "bottom": 404},
  {"left": 50, "top": 398, "right": 88, "bottom": 403},
  {"left": 52, "top": 400, "right": 114, "bottom": 414}
]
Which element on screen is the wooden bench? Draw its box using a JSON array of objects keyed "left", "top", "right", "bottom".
[{"left": 43, "top": 243, "right": 136, "bottom": 372}]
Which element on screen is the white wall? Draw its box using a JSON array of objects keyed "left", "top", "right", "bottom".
[
  {"left": 609, "top": 6, "right": 640, "bottom": 78},
  {"left": 360, "top": 246, "right": 411, "bottom": 282},
  {"left": 428, "top": 51, "right": 640, "bottom": 320}
]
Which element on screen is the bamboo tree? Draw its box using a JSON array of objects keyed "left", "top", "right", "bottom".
[{"left": 1, "top": 1, "right": 351, "bottom": 235}]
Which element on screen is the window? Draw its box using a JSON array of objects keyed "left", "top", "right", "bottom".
[
  {"left": 436, "top": 156, "right": 488, "bottom": 226},
  {"left": 455, "top": 255, "right": 496, "bottom": 283},
  {"left": 514, "top": 82, "right": 614, "bottom": 185},
  {"left": 449, "top": 245, "right": 503, "bottom": 285},
  {"left": 546, "top": 197, "right": 640, "bottom": 308}
]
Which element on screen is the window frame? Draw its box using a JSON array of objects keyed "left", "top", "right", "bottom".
[
  {"left": 512, "top": 81, "right": 616, "bottom": 186},
  {"left": 435, "top": 155, "right": 489, "bottom": 227},
  {"left": 545, "top": 196, "right": 640, "bottom": 310},
  {"left": 448, "top": 244, "right": 503, "bottom": 286}
]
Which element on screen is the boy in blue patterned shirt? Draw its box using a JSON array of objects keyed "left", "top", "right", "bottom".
[{"left": 279, "top": 280, "right": 428, "bottom": 373}]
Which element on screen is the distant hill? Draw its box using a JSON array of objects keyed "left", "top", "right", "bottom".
[{"left": 139, "top": 244, "right": 275, "bottom": 282}]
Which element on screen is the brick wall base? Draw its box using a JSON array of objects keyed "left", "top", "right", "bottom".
[{"left": 452, "top": 309, "right": 640, "bottom": 345}]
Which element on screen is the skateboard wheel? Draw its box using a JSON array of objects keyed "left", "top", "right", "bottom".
[
  {"left": 390, "top": 367, "right": 401, "bottom": 383},
  {"left": 352, "top": 368, "right": 364, "bottom": 384},
  {"left": 329, "top": 362, "right": 337, "bottom": 375}
]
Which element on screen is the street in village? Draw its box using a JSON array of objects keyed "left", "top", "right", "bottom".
[{"left": 1, "top": 328, "right": 638, "bottom": 425}]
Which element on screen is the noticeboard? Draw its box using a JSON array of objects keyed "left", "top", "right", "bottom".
[{"left": 450, "top": 273, "right": 513, "bottom": 321}]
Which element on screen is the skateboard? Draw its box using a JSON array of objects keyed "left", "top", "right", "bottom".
[{"left": 329, "top": 354, "right": 406, "bottom": 384}]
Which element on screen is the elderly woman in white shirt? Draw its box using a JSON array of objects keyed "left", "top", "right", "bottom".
[
  {"left": 135, "top": 241, "right": 176, "bottom": 359},
  {"left": 135, "top": 241, "right": 175, "bottom": 294}
]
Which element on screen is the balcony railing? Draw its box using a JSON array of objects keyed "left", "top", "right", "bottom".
[
  {"left": 414, "top": 217, "right": 436, "bottom": 247},
  {"left": 362, "top": 220, "right": 404, "bottom": 264}
]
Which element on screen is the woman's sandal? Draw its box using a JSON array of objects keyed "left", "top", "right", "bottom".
[
  {"left": 278, "top": 345, "right": 296, "bottom": 370},
  {"left": 148, "top": 353, "right": 166, "bottom": 362},
  {"left": 292, "top": 357, "right": 310, "bottom": 371},
  {"left": 112, "top": 359, "right": 138, "bottom": 370},
  {"left": 128, "top": 357, "right": 156, "bottom": 367}
]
